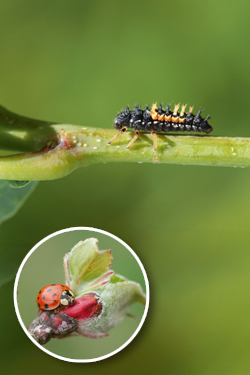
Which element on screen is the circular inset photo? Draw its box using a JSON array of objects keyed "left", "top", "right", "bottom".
[{"left": 14, "top": 227, "right": 149, "bottom": 362}]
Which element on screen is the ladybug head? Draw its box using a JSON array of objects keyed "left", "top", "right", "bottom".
[
  {"left": 114, "top": 106, "right": 131, "bottom": 129},
  {"left": 60, "top": 289, "right": 75, "bottom": 307}
]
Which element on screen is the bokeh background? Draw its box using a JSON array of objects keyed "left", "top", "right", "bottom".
[
  {"left": 1, "top": 0, "right": 250, "bottom": 374},
  {"left": 17, "top": 229, "right": 147, "bottom": 360}
]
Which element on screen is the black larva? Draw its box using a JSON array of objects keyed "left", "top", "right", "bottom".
[{"left": 108, "top": 103, "right": 212, "bottom": 151}]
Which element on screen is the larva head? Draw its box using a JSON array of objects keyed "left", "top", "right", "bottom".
[
  {"left": 193, "top": 110, "right": 213, "bottom": 133},
  {"left": 193, "top": 109, "right": 213, "bottom": 133},
  {"left": 200, "top": 115, "right": 213, "bottom": 133},
  {"left": 114, "top": 106, "right": 131, "bottom": 129}
]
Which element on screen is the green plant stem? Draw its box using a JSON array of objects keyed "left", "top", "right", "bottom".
[{"left": 0, "top": 105, "right": 249, "bottom": 181}]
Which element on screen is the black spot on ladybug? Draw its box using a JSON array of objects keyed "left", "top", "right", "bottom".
[
  {"left": 53, "top": 299, "right": 56, "bottom": 302},
  {"left": 61, "top": 284, "right": 65, "bottom": 287},
  {"left": 108, "top": 103, "right": 212, "bottom": 151},
  {"left": 45, "top": 304, "right": 49, "bottom": 309},
  {"left": 53, "top": 293, "right": 57, "bottom": 296},
  {"left": 47, "top": 288, "right": 51, "bottom": 292},
  {"left": 42, "top": 295, "right": 45, "bottom": 300},
  {"left": 38, "top": 303, "right": 40, "bottom": 308},
  {"left": 39, "top": 290, "right": 41, "bottom": 294},
  {"left": 37, "top": 296, "right": 39, "bottom": 300},
  {"left": 51, "top": 284, "right": 56, "bottom": 286}
]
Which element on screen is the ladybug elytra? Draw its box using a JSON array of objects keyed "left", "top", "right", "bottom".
[{"left": 36, "top": 284, "right": 75, "bottom": 311}]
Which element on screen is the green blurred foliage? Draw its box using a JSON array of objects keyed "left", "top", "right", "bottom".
[{"left": 1, "top": 0, "right": 250, "bottom": 374}]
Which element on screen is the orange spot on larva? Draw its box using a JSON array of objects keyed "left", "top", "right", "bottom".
[
  {"left": 180, "top": 104, "right": 187, "bottom": 117},
  {"left": 172, "top": 117, "right": 179, "bottom": 123},
  {"left": 164, "top": 115, "right": 172, "bottom": 122},
  {"left": 150, "top": 103, "right": 158, "bottom": 120},
  {"left": 173, "top": 103, "right": 180, "bottom": 116},
  {"left": 158, "top": 114, "right": 165, "bottom": 121}
]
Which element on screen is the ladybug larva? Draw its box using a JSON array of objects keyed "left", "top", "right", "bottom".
[
  {"left": 108, "top": 103, "right": 213, "bottom": 151},
  {"left": 36, "top": 284, "right": 75, "bottom": 311}
]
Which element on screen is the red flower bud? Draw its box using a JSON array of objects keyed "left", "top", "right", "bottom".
[{"left": 63, "top": 293, "right": 103, "bottom": 321}]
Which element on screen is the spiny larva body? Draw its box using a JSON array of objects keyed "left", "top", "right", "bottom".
[{"left": 108, "top": 103, "right": 212, "bottom": 151}]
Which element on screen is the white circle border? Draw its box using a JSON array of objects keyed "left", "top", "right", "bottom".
[{"left": 13, "top": 226, "right": 150, "bottom": 363}]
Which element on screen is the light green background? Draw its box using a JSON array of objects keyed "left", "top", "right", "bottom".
[
  {"left": 17, "top": 229, "right": 146, "bottom": 360},
  {"left": 1, "top": 0, "right": 250, "bottom": 374}
]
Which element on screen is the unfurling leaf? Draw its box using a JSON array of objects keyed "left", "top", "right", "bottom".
[{"left": 64, "top": 238, "right": 113, "bottom": 296}]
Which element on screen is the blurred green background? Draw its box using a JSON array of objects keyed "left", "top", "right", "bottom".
[
  {"left": 1, "top": 0, "right": 250, "bottom": 374},
  {"left": 17, "top": 230, "right": 146, "bottom": 360}
]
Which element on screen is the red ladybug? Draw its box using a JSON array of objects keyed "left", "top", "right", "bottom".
[{"left": 36, "top": 284, "right": 75, "bottom": 311}]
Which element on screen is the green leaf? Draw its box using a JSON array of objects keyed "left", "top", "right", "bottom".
[
  {"left": 6, "top": 180, "right": 30, "bottom": 188},
  {"left": 109, "top": 273, "right": 127, "bottom": 284},
  {"left": 64, "top": 238, "right": 113, "bottom": 296},
  {"left": 77, "top": 280, "right": 146, "bottom": 336},
  {"left": 0, "top": 180, "right": 37, "bottom": 224}
]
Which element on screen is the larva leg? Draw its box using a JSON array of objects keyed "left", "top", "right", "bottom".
[
  {"left": 126, "top": 130, "right": 139, "bottom": 149},
  {"left": 107, "top": 127, "right": 128, "bottom": 145},
  {"left": 151, "top": 130, "right": 157, "bottom": 152}
]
